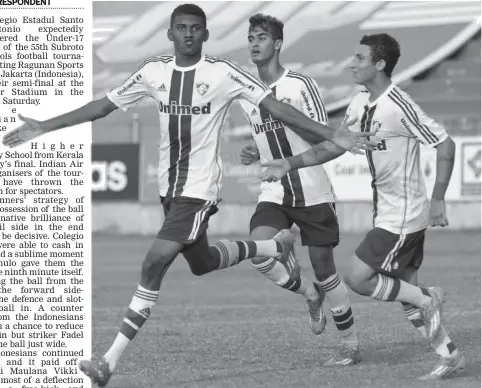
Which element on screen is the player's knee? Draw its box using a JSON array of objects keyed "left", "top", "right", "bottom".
[
  {"left": 343, "top": 272, "right": 355, "bottom": 289},
  {"left": 345, "top": 254, "right": 378, "bottom": 294},
  {"left": 190, "top": 265, "right": 209, "bottom": 276},
  {"left": 184, "top": 247, "right": 219, "bottom": 276},
  {"left": 189, "top": 262, "right": 213, "bottom": 276},
  {"left": 343, "top": 270, "right": 364, "bottom": 294},
  {"left": 345, "top": 270, "right": 376, "bottom": 296},
  {"left": 142, "top": 256, "right": 163, "bottom": 274},
  {"left": 142, "top": 248, "right": 171, "bottom": 273},
  {"left": 187, "top": 252, "right": 217, "bottom": 276},
  {"left": 250, "top": 226, "right": 279, "bottom": 240}
]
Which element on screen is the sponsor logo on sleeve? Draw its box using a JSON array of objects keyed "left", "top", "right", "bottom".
[
  {"left": 227, "top": 72, "right": 255, "bottom": 91},
  {"left": 117, "top": 74, "right": 142, "bottom": 96},
  {"left": 301, "top": 89, "right": 315, "bottom": 119}
]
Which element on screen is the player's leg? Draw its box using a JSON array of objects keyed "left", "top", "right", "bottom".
[
  {"left": 181, "top": 231, "right": 219, "bottom": 275},
  {"left": 79, "top": 197, "right": 186, "bottom": 386},
  {"left": 177, "top": 198, "right": 296, "bottom": 274},
  {"left": 102, "top": 238, "right": 181, "bottom": 367},
  {"left": 343, "top": 228, "right": 442, "bottom": 341},
  {"left": 309, "top": 246, "right": 360, "bottom": 363},
  {"left": 80, "top": 242, "right": 182, "bottom": 383},
  {"left": 400, "top": 267, "right": 466, "bottom": 380},
  {"left": 248, "top": 202, "right": 318, "bottom": 300},
  {"left": 249, "top": 202, "right": 300, "bottom": 278},
  {"left": 250, "top": 224, "right": 319, "bottom": 302},
  {"left": 295, "top": 202, "right": 359, "bottom": 364}
]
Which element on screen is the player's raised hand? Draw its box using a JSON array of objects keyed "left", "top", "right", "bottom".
[
  {"left": 2, "top": 114, "right": 46, "bottom": 148},
  {"left": 240, "top": 144, "right": 260, "bottom": 165},
  {"left": 260, "top": 159, "right": 291, "bottom": 182},
  {"left": 331, "top": 117, "right": 377, "bottom": 155},
  {"left": 429, "top": 199, "right": 449, "bottom": 227}
]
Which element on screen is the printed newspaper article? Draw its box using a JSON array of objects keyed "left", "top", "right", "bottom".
[{"left": 0, "top": 1, "right": 92, "bottom": 387}]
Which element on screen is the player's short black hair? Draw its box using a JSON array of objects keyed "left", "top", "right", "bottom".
[
  {"left": 248, "top": 13, "right": 284, "bottom": 41},
  {"left": 360, "top": 33, "right": 401, "bottom": 77},
  {"left": 171, "top": 4, "right": 207, "bottom": 28}
]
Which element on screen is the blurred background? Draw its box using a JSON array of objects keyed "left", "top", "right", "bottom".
[{"left": 90, "top": 1, "right": 481, "bottom": 236}]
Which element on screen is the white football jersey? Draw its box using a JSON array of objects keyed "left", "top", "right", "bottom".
[
  {"left": 344, "top": 83, "right": 448, "bottom": 234},
  {"left": 239, "top": 69, "right": 336, "bottom": 207},
  {"left": 107, "top": 55, "right": 271, "bottom": 202}
]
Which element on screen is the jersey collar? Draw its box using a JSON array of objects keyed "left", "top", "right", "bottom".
[
  {"left": 367, "top": 83, "right": 395, "bottom": 106},
  {"left": 269, "top": 68, "right": 289, "bottom": 88},
  {"left": 171, "top": 55, "right": 205, "bottom": 71}
]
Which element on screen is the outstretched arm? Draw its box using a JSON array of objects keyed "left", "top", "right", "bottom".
[
  {"left": 429, "top": 136, "right": 456, "bottom": 227},
  {"left": 2, "top": 97, "right": 118, "bottom": 147},
  {"left": 41, "top": 97, "right": 118, "bottom": 131},
  {"left": 259, "top": 95, "right": 373, "bottom": 154},
  {"left": 286, "top": 141, "right": 346, "bottom": 170},
  {"left": 260, "top": 141, "right": 345, "bottom": 183}
]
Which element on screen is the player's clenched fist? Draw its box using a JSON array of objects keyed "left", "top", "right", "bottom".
[
  {"left": 429, "top": 199, "right": 449, "bottom": 227},
  {"left": 240, "top": 144, "right": 260, "bottom": 165},
  {"left": 260, "top": 159, "right": 291, "bottom": 182}
]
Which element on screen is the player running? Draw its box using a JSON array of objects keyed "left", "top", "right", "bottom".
[
  {"left": 2, "top": 5, "right": 376, "bottom": 387},
  {"left": 260, "top": 33, "right": 466, "bottom": 380},
  {"left": 238, "top": 14, "right": 360, "bottom": 365}
]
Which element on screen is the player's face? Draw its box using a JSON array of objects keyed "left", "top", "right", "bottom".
[
  {"left": 350, "top": 44, "right": 378, "bottom": 85},
  {"left": 248, "top": 27, "right": 277, "bottom": 65},
  {"left": 169, "top": 14, "right": 208, "bottom": 57}
]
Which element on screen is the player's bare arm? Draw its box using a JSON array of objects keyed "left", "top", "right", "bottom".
[
  {"left": 286, "top": 141, "right": 345, "bottom": 169},
  {"left": 2, "top": 97, "right": 118, "bottom": 148},
  {"left": 259, "top": 94, "right": 374, "bottom": 154},
  {"left": 286, "top": 124, "right": 329, "bottom": 145},
  {"left": 430, "top": 136, "right": 456, "bottom": 227},
  {"left": 260, "top": 141, "right": 345, "bottom": 182}
]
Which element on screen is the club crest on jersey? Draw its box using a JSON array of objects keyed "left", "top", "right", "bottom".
[
  {"left": 372, "top": 120, "right": 382, "bottom": 133},
  {"left": 196, "top": 82, "right": 209, "bottom": 96}
]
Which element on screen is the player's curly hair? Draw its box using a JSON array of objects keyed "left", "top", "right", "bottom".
[
  {"left": 171, "top": 4, "right": 207, "bottom": 28},
  {"left": 249, "top": 13, "right": 284, "bottom": 41},
  {"left": 360, "top": 33, "right": 401, "bottom": 77}
]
